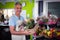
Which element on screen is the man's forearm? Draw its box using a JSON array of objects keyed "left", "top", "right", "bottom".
[{"left": 11, "top": 30, "right": 29, "bottom": 35}]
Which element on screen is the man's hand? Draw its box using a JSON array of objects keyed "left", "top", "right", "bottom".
[{"left": 33, "top": 24, "right": 39, "bottom": 31}]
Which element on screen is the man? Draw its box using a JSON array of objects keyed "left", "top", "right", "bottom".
[{"left": 9, "top": 2, "right": 34, "bottom": 40}]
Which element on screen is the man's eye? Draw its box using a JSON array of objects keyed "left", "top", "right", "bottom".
[
  {"left": 17, "top": 8, "right": 19, "bottom": 9},
  {"left": 20, "top": 8, "right": 22, "bottom": 9},
  {"left": 16, "top": 8, "right": 22, "bottom": 9}
]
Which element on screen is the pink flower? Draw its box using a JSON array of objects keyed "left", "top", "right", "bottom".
[{"left": 47, "top": 19, "right": 56, "bottom": 25}]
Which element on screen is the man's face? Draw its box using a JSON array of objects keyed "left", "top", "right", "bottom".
[{"left": 15, "top": 4, "right": 22, "bottom": 14}]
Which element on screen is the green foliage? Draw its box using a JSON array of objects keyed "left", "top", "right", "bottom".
[{"left": 26, "top": 19, "right": 35, "bottom": 29}]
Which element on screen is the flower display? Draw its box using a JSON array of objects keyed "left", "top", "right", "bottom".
[
  {"left": 18, "top": 16, "right": 59, "bottom": 39},
  {"left": 33, "top": 15, "right": 58, "bottom": 38}
]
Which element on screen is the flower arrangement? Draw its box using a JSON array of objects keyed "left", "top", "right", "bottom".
[
  {"left": 34, "top": 15, "right": 58, "bottom": 38},
  {"left": 36, "top": 26, "right": 57, "bottom": 38},
  {"left": 26, "top": 19, "right": 35, "bottom": 29}
]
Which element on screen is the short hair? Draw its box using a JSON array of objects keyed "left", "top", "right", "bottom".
[{"left": 15, "top": 2, "right": 22, "bottom": 6}]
